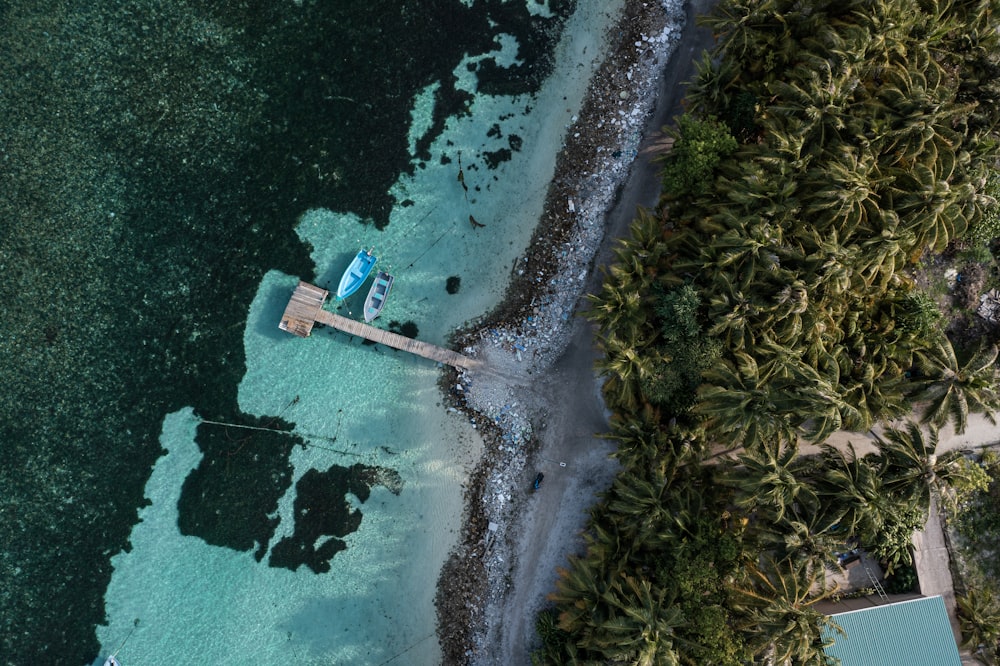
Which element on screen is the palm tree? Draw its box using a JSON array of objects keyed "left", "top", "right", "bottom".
[
  {"left": 694, "top": 353, "right": 799, "bottom": 451},
  {"left": 686, "top": 50, "right": 741, "bottom": 117},
  {"left": 758, "top": 352, "right": 858, "bottom": 442},
  {"left": 587, "top": 576, "right": 686, "bottom": 666},
  {"left": 586, "top": 208, "right": 666, "bottom": 338},
  {"left": 605, "top": 471, "right": 674, "bottom": 538},
  {"left": 856, "top": 225, "right": 915, "bottom": 291},
  {"left": 804, "top": 146, "right": 886, "bottom": 240},
  {"left": 910, "top": 338, "right": 1000, "bottom": 434},
  {"left": 705, "top": 285, "right": 765, "bottom": 352},
  {"left": 729, "top": 555, "right": 842, "bottom": 665},
  {"left": 551, "top": 553, "right": 620, "bottom": 639},
  {"left": 762, "top": 113, "right": 814, "bottom": 171},
  {"left": 597, "top": 334, "right": 664, "bottom": 412},
  {"left": 704, "top": 223, "right": 785, "bottom": 291},
  {"left": 758, "top": 513, "right": 845, "bottom": 568},
  {"left": 586, "top": 276, "right": 646, "bottom": 340},
  {"left": 889, "top": 161, "right": 973, "bottom": 251},
  {"left": 873, "top": 420, "right": 977, "bottom": 510},
  {"left": 609, "top": 417, "right": 704, "bottom": 474},
  {"left": 698, "top": 0, "right": 792, "bottom": 78},
  {"left": 818, "top": 441, "right": 894, "bottom": 545},
  {"left": 624, "top": 206, "right": 670, "bottom": 258},
  {"left": 796, "top": 231, "right": 868, "bottom": 305},
  {"left": 712, "top": 159, "right": 800, "bottom": 227},
  {"left": 723, "top": 440, "right": 818, "bottom": 524},
  {"left": 836, "top": 377, "right": 909, "bottom": 433},
  {"left": 957, "top": 588, "right": 1000, "bottom": 661},
  {"left": 767, "top": 55, "right": 857, "bottom": 151}
]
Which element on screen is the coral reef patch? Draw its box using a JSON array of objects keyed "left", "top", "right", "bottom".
[{"left": 269, "top": 464, "right": 404, "bottom": 574}]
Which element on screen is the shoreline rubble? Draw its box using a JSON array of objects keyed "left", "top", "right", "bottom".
[{"left": 434, "top": 0, "right": 687, "bottom": 662}]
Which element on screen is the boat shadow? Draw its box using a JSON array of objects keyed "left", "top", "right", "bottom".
[{"left": 316, "top": 250, "right": 360, "bottom": 291}]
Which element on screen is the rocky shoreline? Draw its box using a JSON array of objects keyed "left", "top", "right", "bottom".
[{"left": 433, "top": 1, "right": 687, "bottom": 662}]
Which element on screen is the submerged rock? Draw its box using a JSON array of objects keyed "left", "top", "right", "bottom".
[{"left": 269, "top": 463, "right": 403, "bottom": 574}]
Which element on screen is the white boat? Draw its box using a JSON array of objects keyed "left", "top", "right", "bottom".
[
  {"left": 103, "top": 657, "right": 121, "bottom": 666},
  {"left": 363, "top": 271, "right": 394, "bottom": 322}
]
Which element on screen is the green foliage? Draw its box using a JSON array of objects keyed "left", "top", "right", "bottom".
[
  {"left": 663, "top": 528, "right": 741, "bottom": 599},
  {"left": 969, "top": 170, "right": 1000, "bottom": 246},
  {"left": 566, "top": 0, "right": 1000, "bottom": 663},
  {"left": 895, "top": 292, "right": 943, "bottom": 340},
  {"left": 531, "top": 608, "right": 569, "bottom": 665},
  {"left": 682, "top": 603, "right": 746, "bottom": 666},
  {"left": 659, "top": 114, "right": 737, "bottom": 200},
  {"left": 958, "top": 241, "right": 996, "bottom": 267},
  {"left": 947, "top": 456, "right": 992, "bottom": 509},
  {"left": 883, "top": 563, "right": 918, "bottom": 594},
  {"left": 641, "top": 339, "right": 722, "bottom": 414},
  {"left": 957, "top": 588, "right": 1000, "bottom": 662},
  {"left": 657, "top": 285, "right": 702, "bottom": 344},
  {"left": 871, "top": 504, "right": 925, "bottom": 577},
  {"left": 960, "top": 455, "right": 994, "bottom": 496},
  {"left": 724, "top": 90, "right": 758, "bottom": 143},
  {"left": 951, "top": 466, "right": 1000, "bottom": 664},
  {"left": 954, "top": 452, "right": 1000, "bottom": 582},
  {"left": 615, "top": 285, "right": 724, "bottom": 414}
]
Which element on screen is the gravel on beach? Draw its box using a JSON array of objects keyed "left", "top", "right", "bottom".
[{"left": 434, "top": 1, "right": 687, "bottom": 662}]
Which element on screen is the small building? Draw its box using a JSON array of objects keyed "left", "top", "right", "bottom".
[{"left": 822, "top": 595, "right": 962, "bottom": 666}]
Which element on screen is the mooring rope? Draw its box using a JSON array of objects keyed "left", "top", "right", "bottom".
[
  {"left": 375, "top": 632, "right": 436, "bottom": 666},
  {"left": 195, "top": 418, "right": 365, "bottom": 458}
]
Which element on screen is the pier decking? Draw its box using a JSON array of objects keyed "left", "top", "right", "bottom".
[{"left": 279, "top": 280, "right": 478, "bottom": 370}]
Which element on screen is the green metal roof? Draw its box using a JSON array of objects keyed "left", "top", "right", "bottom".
[{"left": 822, "top": 596, "right": 961, "bottom": 666}]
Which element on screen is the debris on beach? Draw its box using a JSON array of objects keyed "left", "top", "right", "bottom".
[
  {"left": 979, "top": 289, "right": 1000, "bottom": 322},
  {"left": 436, "top": 1, "right": 687, "bottom": 663}
]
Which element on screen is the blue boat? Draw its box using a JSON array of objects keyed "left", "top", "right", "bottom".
[{"left": 336, "top": 248, "right": 377, "bottom": 299}]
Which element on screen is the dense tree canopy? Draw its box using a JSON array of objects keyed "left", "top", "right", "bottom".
[{"left": 540, "top": 0, "right": 1000, "bottom": 663}]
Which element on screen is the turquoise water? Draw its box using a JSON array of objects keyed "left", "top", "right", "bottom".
[{"left": 84, "top": 1, "right": 625, "bottom": 664}]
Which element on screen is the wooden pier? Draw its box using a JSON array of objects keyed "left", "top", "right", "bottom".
[{"left": 278, "top": 280, "right": 478, "bottom": 370}]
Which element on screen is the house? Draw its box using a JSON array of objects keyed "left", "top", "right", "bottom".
[{"left": 822, "top": 595, "right": 962, "bottom": 666}]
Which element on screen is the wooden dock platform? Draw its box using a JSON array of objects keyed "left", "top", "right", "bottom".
[
  {"left": 279, "top": 280, "right": 478, "bottom": 370},
  {"left": 278, "top": 281, "right": 329, "bottom": 338}
]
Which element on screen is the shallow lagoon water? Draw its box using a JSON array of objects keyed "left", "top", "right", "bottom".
[{"left": 95, "top": 1, "right": 623, "bottom": 663}]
